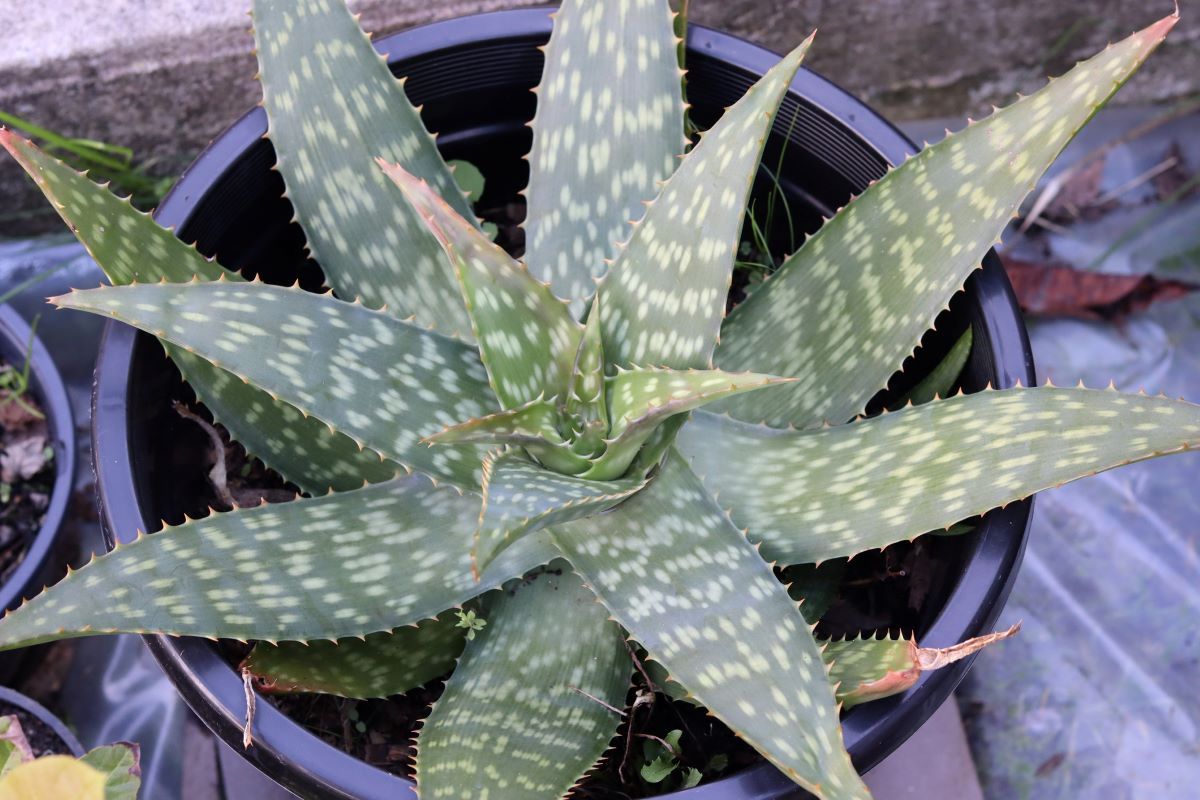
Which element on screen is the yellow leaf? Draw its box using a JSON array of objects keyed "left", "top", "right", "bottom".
[{"left": 0, "top": 756, "right": 106, "bottom": 800}]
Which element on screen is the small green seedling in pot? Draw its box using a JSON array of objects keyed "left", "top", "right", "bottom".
[{"left": 0, "top": 0, "right": 1188, "bottom": 797}]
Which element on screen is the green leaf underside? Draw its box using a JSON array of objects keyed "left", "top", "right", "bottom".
[
  {"left": 566, "top": 301, "right": 607, "bottom": 436},
  {"left": 55, "top": 281, "right": 495, "bottom": 490},
  {"left": 0, "top": 476, "right": 560, "bottom": 649},
  {"left": 79, "top": 744, "right": 142, "bottom": 800},
  {"left": 714, "top": 16, "right": 1176, "bottom": 429},
  {"left": 676, "top": 387, "right": 1200, "bottom": 566},
  {"left": 416, "top": 567, "right": 630, "bottom": 800},
  {"left": 787, "top": 559, "right": 847, "bottom": 625},
  {"left": 252, "top": 0, "right": 477, "bottom": 338},
  {"left": 245, "top": 616, "right": 465, "bottom": 698},
  {"left": 525, "top": 0, "right": 686, "bottom": 314},
  {"left": 552, "top": 452, "right": 867, "bottom": 799},
  {"left": 381, "top": 162, "right": 583, "bottom": 409},
  {"left": 475, "top": 450, "right": 644, "bottom": 575},
  {"left": 598, "top": 36, "right": 812, "bottom": 372},
  {"left": 582, "top": 367, "right": 792, "bottom": 480},
  {"left": 0, "top": 131, "right": 392, "bottom": 494},
  {"left": 894, "top": 327, "right": 973, "bottom": 409}
]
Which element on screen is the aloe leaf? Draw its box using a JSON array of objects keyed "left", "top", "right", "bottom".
[
  {"left": 565, "top": 300, "right": 608, "bottom": 452},
  {"left": 677, "top": 386, "right": 1200, "bottom": 566},
  {"left": 475, "top": 450, "right": 644, "bottom": 575},
  {"left": 424, "top": 398, "right": 562, "bottom": 447},
  {"left": 244, "top": 616, "right": 465, "bottom": 698},
  {"left": 0, "top": 131, "right": 394, "bottom": 493},
  {"left": 787, "top": 559, "right": 847, "bottom": 625},
  {"left": 552, "top": 452, "right": 867, "bottom": 799},
  {"left": 649, "top": 625, "right": 1017, "bottom": 711},
  {"left": 381, "top": 161, "right": 583, "bottom": 408},
  {"left": 582, "top": 367, "right": 795, "bottom": 480},
  {"left": 54, "top": 281, "right": 496, "bottom": 489},
  {"left": 524, "top": 0, "right": 686, "bottom": 313},
  {"left": 893, "top": 327, "right": 973, "bottom": 409},
  {"left": 0, "top": 476, "right": 560, "bottom": 650},
  {"left": 252, "top": 0, "right": 476, "bottom": 337},
  {"left": 426, "top": 403, "right": 596, "bottom": 476},
  {"left": 714, "top": 14, "right": 1178, "bottom": 428},
  {"left": 416, "top": 566, "right": 630, "bottom": 799},
  {"left": 597, "top": 36, "right": 812, "bottom": 372},
  {"left": 829, "top": 625, "right": 1018, "bottom": 709},
  {"left": 79, "top": 744, "right": 141, "bottom": 800}
]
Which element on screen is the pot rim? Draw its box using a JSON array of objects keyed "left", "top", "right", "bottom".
[
  {"left": 0, "top": 304, "right": 75, "bottom": 619},
  {"left": 0, "top": 684, "right": 85, "bottom": 757},
  {"left": 91, "top": 9, "right": 1035, "bottom": 799}
]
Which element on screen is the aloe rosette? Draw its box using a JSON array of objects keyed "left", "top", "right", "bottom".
[{"left": 0, "top": 1, "right": 1188, "bottom": 797}]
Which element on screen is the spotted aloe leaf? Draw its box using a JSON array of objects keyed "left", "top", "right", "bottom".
[
  {"left": 381, "top": 161, "right": 583, "bottom": 408},
  {"left": 648, "top": 625, "right": 1018, "bottom": 711},
  {"left": 714, "top": 15, "right": 1178, "bottom": 428},
  {"left": 828, "top": 626, "right": 1020, "bottom": 710},
  {"left": 524, "top": 0, "right": 686, "bottom": 314},
  {"left": 552, "top": 452, "right": 868, "bottom": 799},
  {"left": 565, "top": 301, "right": 608, "bottom": 455},
  {"left": 54, "top": 280, "right": 496, "bottom": 489},
  {"left": 0, "top": 131, "right": 395, "bottom": 493},
  {"left": 581, "top": 367, "right": 795, "bottom": 480},
  {"left": 475, "top": 450, "right": 644, "bottom": 575},
  {"left": 677, "top": 386, "right": 1200, "bottom": 566},
  {"left": 0, "top": 476, "right": 560, "bottom": 649},
  {"left": 598, "top": 36, "right": 812, "bottom": 371},
  {"left": 252, "top": 0, "right": 477, "bottom": 337},
  {"left": 416, "top": 566, "right": 630, "bottom": 799},
  {"left": 244, "top": 616, "right": 465, "bottom": 698},
  {"left": 424, "top": 398, "right": 562, "bottom": 447}
]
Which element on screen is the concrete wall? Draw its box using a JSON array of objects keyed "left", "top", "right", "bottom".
[{"left": 2, "top": 0, "right": 1195, "bottom": 232}]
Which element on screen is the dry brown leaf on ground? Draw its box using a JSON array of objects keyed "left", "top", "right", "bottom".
[
  {"left": 0, "top": 435, "right": 47, "bottom": 483},
  {"left": 1003, "top": 256, "right": 1196, "bottom": 320}
]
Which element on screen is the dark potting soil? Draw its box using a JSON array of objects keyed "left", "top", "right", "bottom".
[
  {"left": 167, "top": 192, "right": 966, "bottom": 793},
  {"left": 0, "top": 700, "right": 72, "bottom": 758},
  {"left": 0, "top": 365, "right": 54, "bottom": 586}
]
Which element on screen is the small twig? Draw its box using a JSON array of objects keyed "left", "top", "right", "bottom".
[
  {"left": 1094, "top": 156, "right": 1178, "bottom": 205},
  {"left": 173, "top": 401, "right": 234, "bottom": 508},
  {"left": 633, "top": 733, "right": 681, "bottom": 759},
  {"left": 241, "top": 667, "right": 257, "bottom": 749},
  {"left": 618, "top": 689, "right": 654, "bottom": 783},
  {"left": 623, "top": 638, "right": 658, "bottom": 694},
  {"left": 569, "top": 686, "right": 627, "bottom": 717}
]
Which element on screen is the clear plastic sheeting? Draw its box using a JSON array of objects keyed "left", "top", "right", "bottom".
[{"left": 957, "top": 260, "right": 1200, "bottom": 795}]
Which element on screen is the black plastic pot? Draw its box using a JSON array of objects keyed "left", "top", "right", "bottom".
[
  {"left": 0, "top": 305, "right": 75, "bottom": 684},
  {"left": 92, "top": 9, "right": 1035, "bottom": 799},
  {"left": 0, "top": 685, "right": 84, "bottom": 757}
]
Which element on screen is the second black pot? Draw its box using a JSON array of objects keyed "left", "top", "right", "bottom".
[
  {"left": 0, "top": 305, "right": 75, "bottom": 685},
  {"left": 92, "top": 9, "right": 1034, "bottom": 799}
]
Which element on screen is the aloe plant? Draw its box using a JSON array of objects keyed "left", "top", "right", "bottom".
[{"left": 0, "top": 1, "right": 1187, "bottom": 797}]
